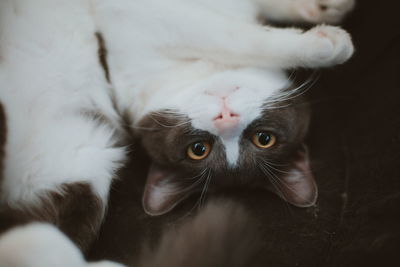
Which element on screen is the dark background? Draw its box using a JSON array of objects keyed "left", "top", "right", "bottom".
[{"left": 89, "top": 1, "right": 400, "bottom": 266}]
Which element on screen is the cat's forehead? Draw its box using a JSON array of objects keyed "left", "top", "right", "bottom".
[{"left": 221, "top": 137, "right": 241, "bottom": 166}]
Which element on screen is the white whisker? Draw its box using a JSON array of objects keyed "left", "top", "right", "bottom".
[
  {"left": 197, "top": 169, "right": 212, "bottom": 209},
  {"left": 259, "top": 161, "right": 310, "bottom": 203},
  {"left": 260, "top": 159, "right": 292, "bottom": 174},
  {"left": 262, "top": 71, "right": 320, "bottom": 110},
  {"left": 171, "top": 168, "right": 209, "bottom": 195}
]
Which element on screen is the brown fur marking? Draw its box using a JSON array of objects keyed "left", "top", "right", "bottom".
[
  {"left": 0, "top": 183, "right": 103, "bottom": 251},
  {"left": 96, "top": 32, "right": 110, "bottom": 82},
  {"left": 0, "top": 103, "right": 6, "bottom": 185}
]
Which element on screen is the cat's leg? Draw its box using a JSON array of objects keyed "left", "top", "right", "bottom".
[
  {"left": 95, "top": 1, "right": 354, "bottom": 70},
  {"left": 252, "top": 0, "right": 356, "bottom": 24},
  {"left": 156, "top": 2, "right": 355, "bottom": 68},
  {"left": 163, "top": 23, "right": 354, "bottom": 69}
]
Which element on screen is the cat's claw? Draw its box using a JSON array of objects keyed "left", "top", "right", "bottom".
[
  {"left": 295, "top": 0, "right": 356, "bottom": 24},
  {"left": 303, "top": 25, "right": 354, "bottom": 67}
]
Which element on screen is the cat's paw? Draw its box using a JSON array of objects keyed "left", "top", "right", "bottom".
[
  {"left": 88, "top": 261, "right": 126, "bottom": 267},
  {"left": 0, "top": 223, "right": 88, "bottom": 267},
  {"left": 302, "top": 25, "right": 354, "bottom": 67},
  {"left": 295, "top": 0, "right": 356, "bottom": 24}
]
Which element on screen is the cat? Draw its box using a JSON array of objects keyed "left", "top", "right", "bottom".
[
  {"left": 0, "top": 0, "right": 354, "bottom": 266},
  {"left": 94, "top": 0, "right": 354, "bottom": 215}
]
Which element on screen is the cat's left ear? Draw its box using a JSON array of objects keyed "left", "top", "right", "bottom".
[
  {"left": 142, "top": 163, "right": 192, "bottom": 216},
  {"left": 269, "top": 145, "right": 318, "bottom": 207}
]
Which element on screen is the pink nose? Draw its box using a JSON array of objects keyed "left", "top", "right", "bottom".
[{"left": 213, "top": 106, "right": 239, "bottom": 133}]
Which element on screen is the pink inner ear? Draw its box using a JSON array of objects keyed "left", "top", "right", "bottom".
[
  {"left": 142, "top": 164, "right": 192, "bottom": 216},
  {"left": 270, "top": 149, "right": 318, "bottom": 207}
]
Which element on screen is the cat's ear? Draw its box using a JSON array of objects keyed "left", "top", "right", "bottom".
[
  {"left": 269, "top": 146, "right": 318, "bottom": 207},
  {"left": 142, "top": 163, "right": 191, "bottom": 216}
]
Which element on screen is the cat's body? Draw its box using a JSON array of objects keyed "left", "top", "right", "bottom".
[
  {"left": 0, "top": 0, "right": 355, "bottom": 266},
  {"left": 0, "top": 1, "right": 126, "bottom": 265}
]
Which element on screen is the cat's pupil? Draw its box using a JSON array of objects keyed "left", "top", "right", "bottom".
[
  {"left": 257, "top": 133, "right": 271, "bottom": 146},
  {"left": 191, "top": 142, "right": 207, "bottom": 156}
]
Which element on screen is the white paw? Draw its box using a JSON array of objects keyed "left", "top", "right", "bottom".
[
  {"left": 295, "top": 0, "right": 356, "bottom": 24},
  {"left": 0, "top": 223, "right": 87, "bottom": 267},
  {"left": 88, "top": 260, "right": 126, "bottom": 267},
  {"left": 303, "top": 25, "right": 354, "bottom": 67}
]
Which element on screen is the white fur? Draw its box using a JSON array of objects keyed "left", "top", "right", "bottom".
[
  {"left": 0, "top": 223, "right": 126, "bottom": 267},
  {"left": 252, "top": 0, "right": 355, "bottom": 23},
  {"left": 0, "top": 0, "right": 126, "bottom": 206},
  {"left": 0, "top": 223, "right": 87, "bottom": 267},
  {"left": 222, "top": 137, "right": 242, "bottom": 166}
]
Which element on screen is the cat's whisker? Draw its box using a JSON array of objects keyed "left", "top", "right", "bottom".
[
  {"left": 261, "top": 162, "right": 292, "bottom": 189},
  {"left": 149, "top": 114, "right": 192, "bottom": 128},
  {"left": 185, "top": 168, "right": 209, "bottom": 180},
  {"left": 259, "top": 161, "right": 310, "bottom": 203},
  {"left": 128, "top": 125, "right": 160, "bottom": 131},
  {"left": 264, "top": 90, "right": 304, "bottom": 107},
  {"left": 260, "top": 159, "right": 292, "bottom": 174},
  {"left": 263, "top": 103, "right": 293, "bottom": 110},
  {"left": 197, "top": 169, "right": 212, "bottom": 209},
  {"left": 155, "top": 109, "right": 182, "bottom": 114},
  {"left": 259, "top": 164, "right": 294, "bottom": 216},
  {"left": 153, "top": 110, "right": 188, "bottom": 119},
  {"left": 259, "top": 164, "right": 286, "bottom": 200},
  {"left": 259, "top": 164, "right": 297, "bottom": 213},
  {"left": 260, "top": 163, "right": 284, "bottom": 186},
  {"left": 275, "top": 69, "right": 297, "bottom": 95},
  {"left": 287, "top": 69, "right": 298, "bottom": 83},
  {"left": 262, "top": 71, "right": 320, "bottom": 110},
  {"left": 176, "top": 169, "right": 211, "bottom": 219},
  {"left": 172, "top": 169, "right": 209, "bottom": 195},
  {"left": 264, "top": 161, "right": 289, "bottom": 167}
]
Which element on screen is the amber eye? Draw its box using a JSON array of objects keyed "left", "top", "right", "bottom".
[
  {"left": 187, "top": 141, "right": 211, "bottom": 160},
  {"left": 252, "top": 132, "right": 276, "bottom": 149}
]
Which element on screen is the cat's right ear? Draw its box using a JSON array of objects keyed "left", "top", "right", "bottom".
[
  {"left": 267, "top": 145, "right": 318, "bottom": 208},
  {"left": 142, "top": 163, "right": 192, "bottom": 216}
]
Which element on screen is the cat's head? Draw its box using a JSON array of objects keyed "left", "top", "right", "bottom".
[{"left": 135, "top": 68, "right": 317, "bottom": 216}]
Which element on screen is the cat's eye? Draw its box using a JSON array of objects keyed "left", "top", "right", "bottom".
[
  {"left": 252, "top": 132, "right": 276, "bottom": 149},
  {"left": 187, "top": 141, "right": 211, "bottom": 160}
]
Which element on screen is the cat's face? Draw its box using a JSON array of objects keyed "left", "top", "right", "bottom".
[{"left": 136, "top": 69, "right": 317, "bottom": 216}]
